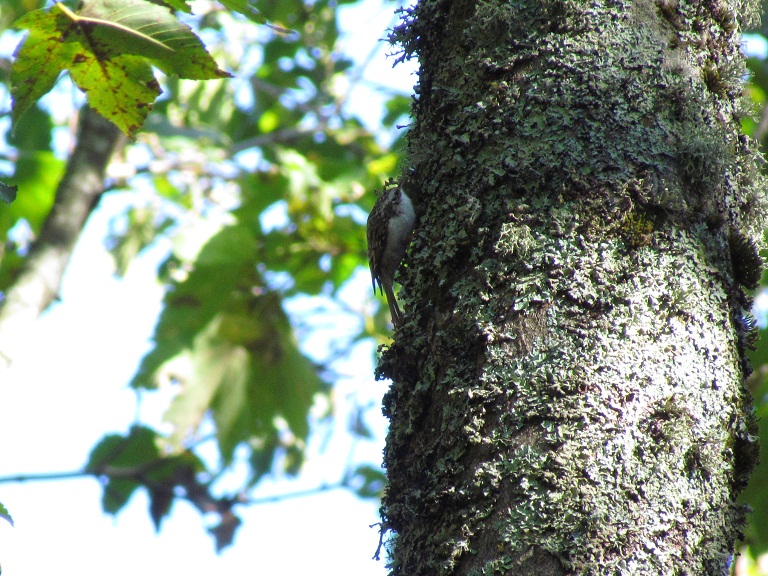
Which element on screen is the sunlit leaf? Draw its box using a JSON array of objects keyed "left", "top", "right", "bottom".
[
  {"left": 0, "top": 0, "right": 46, "bottom": 32},
  {"left": 217, "top": 0, "right": 267, "bottom": 24},
  {"left": 5, "top": 152, "right": 62, "bottom": 232},
  {"left": 0, "top": 151, "right": 64, "bottom": 291},
  {"left": 11, "top": 0, "right": 230, "bottom": 136},
  {"left": 132, "top": 221, "right": 324, "bottom": 472},
  {"left": 58, "top": 0, "right": 230, "bottom": 80},
  {"left": 158, "top": 0, "right": 192, "bottom": 12},
  {"left": 0, "top": 502, "right": 13, "bottom": 527},
  {"left": 74, "top": 53, "right": 161, "bottom": 135},
  {"left": 11, "top": 9, "right": 75, "bottom": 126}
]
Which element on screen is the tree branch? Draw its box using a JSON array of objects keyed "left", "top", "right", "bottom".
[
  {"left": 0, "top": 106, "right": 124, "bottom": 367},
  {"left": 0, "top": 470, "right": 88, "bottom": 483}
]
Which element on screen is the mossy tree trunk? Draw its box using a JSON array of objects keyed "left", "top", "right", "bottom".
[{"left": 378, "top": 1, "right": 765, "bottom": 574}]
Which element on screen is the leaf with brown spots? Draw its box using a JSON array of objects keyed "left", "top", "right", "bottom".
[
  {"left": 10, "top": 8, "right": 75, "bottom": 127},
  {"left": 11, "top": 0, "right": 231, "bottom": 137},
  {"left": 68, "top": 51, "right": 161, "bottom": 136}
]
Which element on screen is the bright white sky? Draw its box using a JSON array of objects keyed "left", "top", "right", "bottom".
[{"left": 0, "top": 1, "right": 418, "bottom": 574}]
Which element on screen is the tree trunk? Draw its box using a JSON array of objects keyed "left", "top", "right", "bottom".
[{"left": 379, "top": 1, "right": 764, "bottom": 574}]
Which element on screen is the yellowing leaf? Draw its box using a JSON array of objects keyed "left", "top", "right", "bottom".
[
  {"left": 258, "top": 109, "right": 280, "bottom": 133},
  {"left": 368, "top": 153, "right": 399, "bottom": 176},
  {"left": 11, "top": 9, "right": 75, "bottom": 126},
  {"left": 11, "top": 0, "right": 231, "bottom": 137},
  {"left": 69, "top": 51, "right": 160, "bottom": 136}
]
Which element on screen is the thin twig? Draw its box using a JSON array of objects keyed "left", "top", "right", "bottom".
[
  {"left": 0, "top": 470, "right": 88, "bottom": 483},
  {"left": 244, "top": 482, "right": 343, "bottom": 505},
  {"left": 0, "top": 468, "right": 346, "bottom": 508}
]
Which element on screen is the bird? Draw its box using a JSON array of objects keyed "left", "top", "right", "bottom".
[{"left": 366, "top": 185, "right": 415, "bottom": 327}]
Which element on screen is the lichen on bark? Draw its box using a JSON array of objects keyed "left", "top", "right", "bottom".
[{"left": 378, "top": 0, "right": 765, "bottom": 574}]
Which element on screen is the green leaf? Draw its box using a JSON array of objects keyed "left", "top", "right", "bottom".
[
  {"left": 71, "top": 52, "right": 161, "bottom": 136},
  {"left": 0, "top": 182, "right": 17, "bottom": 204},
  {"left": 161, "top": 292, "right": 324, "bottom": 471},
  {"left": 216, "top": 0, "right": 267, "bottom": 25},
  {"left": 11, "top": 0, "right": 231, "bottom": 136},
  {"left": 0, "top": 0, "right": 46, "bottom": 31},
  {"left": 328, "top": 236, "right": 366, "bottom": 290},
  {"left": 130, "top": 223, "right": 258, "bottom": 389},
  {"left": 132, "top": 222, "right": 323, "bottom": 474},
  {"left": 157, "top": 0, "right": 192, "bottom": 12},
  {"left": 7, "top": 103, "right": 53, "bottom": 151},
  {"left": 102, "top": 477, "right": 143, "bottom": 515},
  {"left": 87, "top": 426, "right": 207, "bottom": 526},
  {"left": 346, "top": 464, "right": 387, "bottom": 499},
  {"left": 382, "top": 94, "right": 412, "bottom": 128},
  {"left": 63, "top": 0, "right": 231, "bottom": 79},
  {"left": 86, "top": 425, "right": 161, "bottom": 514},
  {"left": 0, "top": 151, "right": 63, "bottom": 239},
  {"left": 148, "top": 487, "right": 174, "bottom": 531},
  {"left": 0, "top": 150, "right": 64, "bottom": 291},
  {"left": 0, "top": 502, "right": 14, "bottom": 527},
  {"left": 11, "top": 9, "right": 75, "bottom": 126},
  {"left": 85, "top": 426, "right": 161, "bottom": 472},
  {"left": 209, "top": 512, "right": 242, "bottom": 553},
  {"left": 233, "top": 173, "right": 288, "bottom": 227}
]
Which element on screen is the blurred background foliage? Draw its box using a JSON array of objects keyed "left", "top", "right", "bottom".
[
  {"left": 4, "top": 0, "right": 768, "bottom": 570},
  {"left": 0, "top": 0, "right": 411, "bottom": 551},
  {"left": 742, "top": 6, "right": 768, "bottom": 572}
]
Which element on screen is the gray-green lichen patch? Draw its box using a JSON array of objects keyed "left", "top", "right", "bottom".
[{"left": 480, "top": 225, "right": 748, "bottom": 573}]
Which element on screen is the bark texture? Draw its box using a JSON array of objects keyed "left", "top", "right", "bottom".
[
  {"left": 0, "top": 106, "right": 123, "bottom": 366},
  {"left": 379, "top": 1, "right": 765, "bottom": 574}
]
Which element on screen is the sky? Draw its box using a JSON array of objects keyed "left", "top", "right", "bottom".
[{"left": 0, "top": 0, "right": 418, "bottom": 574}]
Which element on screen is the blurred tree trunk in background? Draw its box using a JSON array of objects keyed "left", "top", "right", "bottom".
[{"left": 379, "top": 0, "right": 765, "bottom": 573}]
